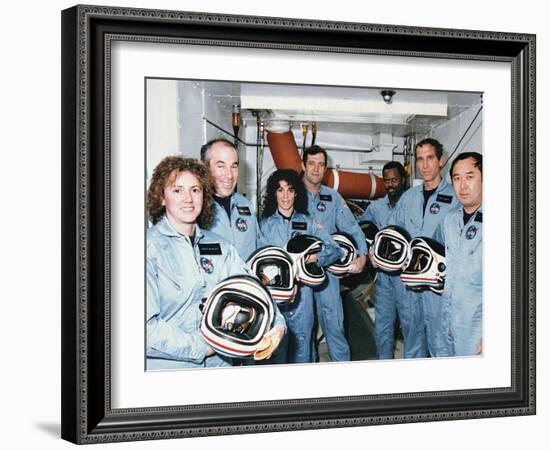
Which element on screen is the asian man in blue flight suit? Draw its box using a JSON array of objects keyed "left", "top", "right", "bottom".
[
  {"left": 433, "top": 152, "right": 483, "bottom": 357},
  {"left": 358, "top": 161, "right": 408, "bottom": 359},
  {"left": 301, "top": 145, "right": 368, "bottom": 362},
  {"left": 201, "top": 138, "right": 260, "bottom": 261},
  {"left": 391, "top": 138, "right": 459, "bottom": 357}
]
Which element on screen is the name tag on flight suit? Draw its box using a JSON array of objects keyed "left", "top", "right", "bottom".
[
  {"left": 292, "top": 221, "right": 307, "bottom": 230},
  {"left": 237, "top": 206, "right": 252, "bottom": 216},
  {"left": 198, "top": 243, "right": 222, "bottom": 255},
  {"left": 436, "top": 194, "right": 453, "bottom": 204}
]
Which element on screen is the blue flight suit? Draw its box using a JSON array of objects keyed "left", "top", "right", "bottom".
[
  {"left": 433, "top": 206, "right": 483, "bottom": 356},
  {"left": 307, "top": 185, "right": 369, "bottom": 361},
  {"left": 146, "top": 215, "right": 284, "bottom": 370},
  {"left": 392, "top": 178, "right": 459, "bottom": 357},
  {"left": 358, "top": 195, "right": 405, "bottom": 359},
  {"left": 259, "top": 211, "right": 343, "bottom": 364},
  {"left": 208, "top": 192, "right": 260, "bottom": 261}
]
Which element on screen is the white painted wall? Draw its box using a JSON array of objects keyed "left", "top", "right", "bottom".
[
  {"left": 431, "top": 103, "right": 483, "bottom": 179},
  {"left": 146, "top": 79, "right": 179, "bottom": 179},
  {"left": 176, "top": 80, "right": 206, "bottom": 158}
]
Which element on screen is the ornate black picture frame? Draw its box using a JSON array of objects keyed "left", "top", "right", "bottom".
[{"left": 61, "top": 4, "right": 536, "bottom": 444}]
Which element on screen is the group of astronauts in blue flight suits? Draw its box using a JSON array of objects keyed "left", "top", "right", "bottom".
[
  {"left": 146, "top": 135, "right": 483, "bottom": 371},
  {"left": 359, "top": 138, "right": 483, "bottom": 359}
]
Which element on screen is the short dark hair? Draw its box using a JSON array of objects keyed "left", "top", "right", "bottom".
[
  {"left": 450, "top": 152, "right": 482, "bottom": 177},
  {"left": 415, "top": 138, "right": 444, "bottom": 159},
  {"left": 262, "top": 169, "right": 309, "bottom": 219},
  {"left": 200, "top": 138, "right": 237, "bottom": 163},
  {"left": 382, "top": 161, "right": 405, "bottom": 179},
  {"left": 302, "top": 145, "right": 328, "bottom": 165}
]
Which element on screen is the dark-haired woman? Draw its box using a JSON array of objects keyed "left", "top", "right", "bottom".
[
  {"left": 146, "top": 156, "right": 285, "bottom": 370},
  {"left": 259, "top": 169, "right": 343, "bottom": 364}
]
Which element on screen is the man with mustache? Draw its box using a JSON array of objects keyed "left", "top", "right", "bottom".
[{"left": 359, "top": 161, "right": 408, "bottom": 359}]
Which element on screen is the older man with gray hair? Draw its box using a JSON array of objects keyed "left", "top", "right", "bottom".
[{"left": 200, "top": 138, "right": 260, "bottom": 261}]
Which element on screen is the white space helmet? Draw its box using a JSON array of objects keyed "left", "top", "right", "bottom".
[
  {"left": 328, "top": 232, "right": 357, "bottom": 278},
  {"left": 286, "top": 234, "right": 326, "bottom": 286},
  {"left": 358, "top": 220, "right": 379, "bottom": 250},
  {"left": 400, "top": 237, "right": 446, "bottom": 294},
  {"left": 247, "top": 246, "right": 297, "bottom": 304},
  {"left": 372, "top": 225, "right": 411, "bottom": 273},
  {"left": 200, "top": 275, "right": 274, "bottom": 359}
]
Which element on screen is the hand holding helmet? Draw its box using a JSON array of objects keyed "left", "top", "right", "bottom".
[{"left": 253, "top": 324, "right": 286, "bottom": 360}]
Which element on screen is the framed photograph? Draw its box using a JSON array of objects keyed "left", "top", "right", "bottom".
[{"left": 61, "top": 4, "right": 535, "bottom": 444}]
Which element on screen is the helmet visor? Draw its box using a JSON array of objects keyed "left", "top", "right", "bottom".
[
  {"left": 257, "top": 259, "right": 291, "bottom": 288},
  {"left": 377, "top": 235, "right": 408, "bottom": 263},
  {"left": 210, "top": 292, "right": 267, "bottom": 342},
  {"left": 403, "top": 246, "right": 432, "bottom": 274}
]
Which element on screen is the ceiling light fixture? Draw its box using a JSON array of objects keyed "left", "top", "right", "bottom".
[{"left": 380, "top": 89, "right": 396, "bottom": 104}]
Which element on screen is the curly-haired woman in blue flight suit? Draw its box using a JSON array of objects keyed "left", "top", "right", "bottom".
[
  {"left": 259, "top": 169, "right": 343, "bottom": 364},
  {"left": 146, "top": 156, "right": 285, "bottom": 370}
]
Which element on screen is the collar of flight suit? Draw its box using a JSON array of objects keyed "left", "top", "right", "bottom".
[
  {"left": 273, "top": 210, "right": 305, "bottom": 222},
  {"left": 156, "top": 214, "right": 205, "bottom": 243},
  {"left": 463, "top": 204, "right": 483, "bottom": 224},
  {"left": 432, "top": 177, "right": 452, "bottom": 195}
]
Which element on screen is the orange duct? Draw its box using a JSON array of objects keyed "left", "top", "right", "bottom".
[{"left": 266, "top": 130, "right": 386, "bottom": 199}]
